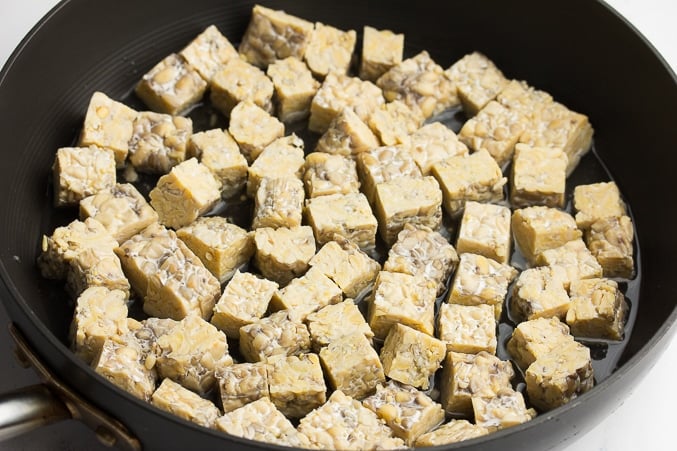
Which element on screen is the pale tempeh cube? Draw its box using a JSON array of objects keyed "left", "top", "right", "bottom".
[
  {"left": 566, "top": 278, "right": 628, "bottom": 340},
  {"left": 309, "top": 72, "right": 385, "bottom": 134},
  {"left": 367, "top": 100, "right": 423, "bottom": 146},
  {"left": 356, "top": 145, "right": 422, "bottom": 205},
  {"left": 472, "top": 388, "right": 534, "bottom": 431},
  {"left": 506, "top": 317, "right": 575, "bottom": 371},
  {"left": 253, "top": 226, "right": 316, "bottom": 286},
  {"left": 179, "top": 25, "right": 238, "bottom": 83},
  {"left": 239, "top": 311, "right": 311, "bottom": 363},
  {"left": 415, "top": 419, "right": 489, "bottom": 447},
  {"left": 446, "top": 52, "right": 509, "bottom": 116},
  {"left": 319, "top": 331, "right": 385, "bottom": 399},
  {"left": 511, "top": 206, "right": 582, "bottom": 264},
  {"left": 431, "top": 149, "right": 506, "bottom": 216},
  {"left": 128, "top": 111, "right": 192, "bottom": 174},
  {"left": 79, "top": 183, "right": 158, "bottom": 244},
  {"left": 585, "top": 215, "right": 635, "bottom": 279},
  {"left": 305, "top": 192, "right": 378, "bottom": 251},
  {"left": 52, "top": 146, "right": 116, "bottom": 207},
  {"left": 238, "top": 4, "right": 314, "bottom": 68},
  {"left": 151, "top": 378, "right": 220, "bottom": 428},
  {"left": 154, "top": 315, "right": 233, "bottom": 394},
  {"left": 510, "top": 144, "right": 567, "bottom": 208},
  {"left": 297, "top": 390, "right": 405, "bottom": 450},
  {"left": 368, "top": 271, "right": 437, "bottom": 339},
  {"left": 315, "top": 107, "right": 380, "bottom": 157},
  {"left": 303, "top": 152, "right": 360, "bottom": 198},
  {"left": 247, "top": 134, "right": 304, "bottom": 197},
  {"left": 380, "top": 323, "right": 446, "bottom": 390},
  {"left": 176, "top": 217, "right": 253, "bottom": 284},
  {"left": 267, "top": 56, "right": 320, "bottom": 123},
  {"left": 228, "top": 100, "right": 284, "bottom": 163},
  {"left": 535, "top": 239, "right": 603, "bottom": 290},
  {"left": 573, "top": 181, "right": 627, "bottom": 230},
  {"left": 270, "top": 267, "right": 343, "bottom": 322},
  {"left": 215, "top": 362, "right": 269, "bottom": 413},
  {"left": 211, "top": 271, "right": 277, "bottom": 338},
  {"left": 496, "top": 79, "right": 553, "bottom": 124},
  {"left": 135, "top": 53, "right": 207, "bottom": 115},
  {"left": 456, "top": 201, "right": 512, "bottom": 264},
  {"left": 376, "top": 51, "right": 458, "bottom": 119},
  {"left": 251, "top": 177, "right": 304, "bottom": 230},
  {"left": 66, "top": 246, "right": 130, "bottom": 299},
  {"left": 359, "top": 26, "right": 404, "bottom": 82},
  {"left": 510, "top": 266, "right": 570, "bottom": 321},
  {"left": 149, "top": 158, "right": 222, "bottom": 230},
  {"left": 186, "top": 129, "right": 248, "bottom": 198},
  {"left": 210, "top": 58, "right": 274, "bottom": 117},
  {"left": 437, "top": 303, "right": 497, "bottom": 354},
  {"left": 304, "top": 22, "right": 356, "bottom": 78},
  {"left": 78, "top": 92, "right": 138, "bottom": 167},
  {"left": 408, "top": 122, "right": 469, "bottom": 175},
  {"left": 306, "top": 300, "right": 374, "bottom": 351},
  {"left": 363, "top": 380, "right": 445, "bottom": 445},
  {"left": 69, "top": 286, "right": 128, "bottom": 364},
  {"left": 267, "top": 353, "right": 327, "bottom": 418}
]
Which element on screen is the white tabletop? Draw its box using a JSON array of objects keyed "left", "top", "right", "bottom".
[{"left": 0, "top": 1, "right": 675, "bottom": 450}]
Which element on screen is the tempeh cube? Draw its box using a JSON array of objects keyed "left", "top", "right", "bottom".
[
  {"left": 228, "top": 100, "right": 284, "bottom": 163},
  {"left": 510, "top": 266, "right": 570, "bottom": 322},
  {"left": 367, "top": 100, "right": 423, "bottom": 146},
  {"left": 251, "top": 177, "right": 304, "bottom": 230},
  {"left": 439, "top": 351, "right": 514, "bottom": 416},
  {"left": 247, "top": 134, "right": 304, "bottom": 197},
  {"left": 446, "top": 253, "right": 518, "bottom": 319},
  {"left": 305, "top": 192, "right": 378, "bottom": 251},
  {"left": 253, "top": 225, "right": 316, "bottom": 286},
  {"left": 239, "top": 311, "right": 311, "bottom": 363},
  {"left": 267, "top": 353, "right": 327, "bottom": 418},
  {"left": 496, "top": 79, "right": 553, "bottom": 122},
  {"left": 211, "top": 270, "right": 277, "bottom": 338},
  {"left": 357, "top": 145, "right": 422, "bottom": 205},
  {"left": 210, "top": 58, "right": 274, "bottom": 116},
  {"left": 363, "top": 380, "right": 445, "bottom": 445},
  {"left": 303, "top": 152, "right": 360, "bottom": 198},
  {"left": 525, "top": 341, "right": 594, "bottom": 411},
  {"left": 267, "top": 56, "right": 320, "bottom": 123},
  {"left": 238, "top": 4, "right": 314, "bottom": 68},
  {"left": 305, "top": 22, "right": 356, "bottom": 78},
  {"left": 585, "top": 215, "right": 634, "bottom": 279},
  {"left": 298, "top": 390, "right": 405, "bottom": 450},
  {"left": 368, "top": 271, "right": 437, "bottom": 339},
  {"left": 215, "top": 362, "right": 269, "bottom": 413},
  {"left": 306, "top": 300, "right": 374, "bottom": 351},
  {"left": 566, "top": 278, "right": 628, "bottom": 340},
  {"left": 383, "top": 223, "right": 459, "bottom": 295},
  {"left": 471, "top": 388, "right": 534, "bottom": 431},
  {"left": 69, "top": 287, "right": 128, "bottom": 364},
  {"left": 315, "top": 107, "right": 380, "bottom": 157},
  {"left": 380, "top": 323, "right": 447, "bottom": 390},
  {"left": 309, "top": 72, "right": 385, "bottom": 134},
  {"left": 376, "top": 51, "right": 458, "bottom": 119},
  {"left": 359, "top": 26, "right": 404, "bottom": 82},
  {"left": 176, "top": 217, "right": 254, "bottom": 283},
  {"left": 78, "top": 92, "right": 138, "bottom": 167},
  {"left": 510, "top": 143, "right": 567, "bottom": 208},
  {"left": 179, "top": 25, "right": 238, "bottom": 83},
  {"left": 52, "top": 146, "right": 116, "bottom": 207},
  {"left": 215, "top": 397, "right": 310, "bottom": 448},
  {"left": 431, "top": 149, "right": 506, "bottom": 216},
  {"left": 446, "top": 52, "right": 509, "bottom": 116},
  {"left": 573, "top": 181, "right": 627, "bottom": 230},
  {"left": 458, "top": 100, "right": 528, "bottom": 167},
  {"left": 319, "top": 332, "right": 385, "bottom": 399},
  {"left": 79, "top": 183, "right": 158, "bottom": 244},
  {"left": 408, "top": 122, "right": 469, "bottom": 175},
  {"left": 66, "top": 246, "right": 130, "bottom": 299},
  {"left": 135, "top": 53, "right": 207, "bottom": 115},
  {"left": 154, "top": 315, "right": 233, "bottom": 394},
  {"left": 270, "top": 267, "right": 343, "bottom": 322},
  {"left": 186, "top": 129, "right": 248, "bottom": 198},
  {"left": 437, "top": 303, "right": 497, "bottom": 354},
  {"left": 512, "top": 206, "right": 582, "bottom": 264},
  {"left": 149, "top": 158, "right": 222, "bottom": 229},
  {"left": 151, "top": 378, "right": 220, "bottom": 428},
  {"left": 535, "top": 239, "right": 603, "bottom": 289},
  {"left": 456, "top": 201, "right": 512, "bottom": 264},
  {"left": 415, "top": 419, "right": 489, "bottom": 447},
  {"left": 374, "top": 176, "right": 443, "bottom": 246},
  {"left": 507, "top": 317, "right": 575, "bottom": 371},
  {"left": 128, "top": 111, "right": 192, "bottom": 174}
]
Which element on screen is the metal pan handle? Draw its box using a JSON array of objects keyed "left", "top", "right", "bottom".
[{"left": 0, "top": 384, "right": 72, "bottom": 441}]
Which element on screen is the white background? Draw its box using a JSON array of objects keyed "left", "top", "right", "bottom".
[{"left": 0, "top": 1, "right": 675, "bottom": 450}]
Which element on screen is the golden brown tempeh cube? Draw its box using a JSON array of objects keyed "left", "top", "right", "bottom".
[
  {"left": 437, "top": 303, "right": 497, "bottom": 354},
  {"left": 228, "top": 100, "right": 284, "bottom": 163},
  {"left": 510, "top": 143, "right": 567, "bottom": 208},
  {"left": 151, "top": 378, "right": 220, "bottom": 428},
  {"left": 408, "top": 122, "right": 469, "bottom": 175},
  {"left": 573, "top": 181, "right": 627, "bottom": 230},
  {"left": 507, "top": 317, "right": 575, "bottom": 371},
  {"left": 179, "top": 25, "right": 238, "bottom": 83},
  {"left": 456, "top": 201, "right": 512, "bottom": 264},
  {"left": 304, "top": 22, "right": 356, "bottom": 78},
  {"left": 128, "top": 111, "right": 192, "bottom": 174},
  {"left": 566, "top": 278, "right": 628, "bottom": 340},
  {"left": 446, "top": 52, "right": 509, "bottom": 116},
  {"left": 247, "top": 134, "right": 304, "bottom": 197},
  {"left": 510, "top": 266, "right": 570, "bottom": 322},
  {"left": 267, "top": 353, "right": 327, "bottom": 418},
  {"left": 357, "top": 145, "right": 422, "bottom": 205},
  {"left": 270, "top": 267, "right": 343, "bottom": 322},
  {"left": 306, "top": 300, "right": 374, "bottom": 351},
  {"left": 239, "top": 311, "right": 311, "bottom": 363},
  {"left": 267, "top": 56, "right": 320, "bottom": 123},
  {"left": 303, "top": 152, "right": 360, "bottom": 198},
  {"left": 585, "top": 215, "right": 634, "bottom": 279},
  {"left": 210, "top": 57, "right": 274, "bottom": 117},
  {"left": 253, "top": 225, "right": 316, "bottom": 286},
  {"left": 52, "top": 146, "right": 116, "bottom": 207},
  {"left": 359, "top": 26, "right": 404, "bottom": 82},
  {"left": 251, "top": 177, "right": 305, "bottom": 230},
  {"left": 315, "top": 107, "right": 380, "bottom": 157},
  {"left": 511, "top": 206, "right": 582, "bottom": 264},
  {"left": 215, "top": 362, "right": 270, "bottom": 413}
]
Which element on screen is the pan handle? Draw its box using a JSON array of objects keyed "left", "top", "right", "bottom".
[{"left": 0, "top": 384, "right": 72, "bottom": 441}]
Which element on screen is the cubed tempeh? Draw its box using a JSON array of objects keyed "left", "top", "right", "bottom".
[
  {"left": 247, "top": 134, "right": 304, "bottom": 197},
  {"left": 585, "top": 215, "right": 634, "bottom": 279},
  {"left": 367, "top": 100, "right": 423, "bottom": 146},
  {"left": 306, "top": 300, "right": 374, "bottom": 351},
  {"left": 151, "top": 378, "right": 220, "bottom": 428},
  {"left": 127, "top": 111, "right": 192, "bottom": 174},
  {"left": 253, "top": 225, "right": 316, "bottom": 286},
  {"left": 510, "top": 143, "right": 567, "bottom": 208},
  {"left": 304, "top": 22, "right": 356, "bottom": 78},
  {"left": 456, "top": 201, "right": 512, "bottom": 264},
  {"left": 507, "top": 317, "right": 575, "bottom": 371},
  {"left": 269, "top": 267, "right": 343, "bottom": 322},
  {"left": 446, "top": 52, "right": 509, "bottom": 116},
  {"left": 415, "top": 419, "right": 489, "bottom": 446},
  {"left": 303, "top": 152, "right": 360, "bottom": 198},
  {"left": 228, "top": 100, "right": 284, "bottom": 163},
  {"left": 267, "top": 56, "right": 320, "bottom": 123},
  {"left": 210, "top": 58, "right": 274, "bottom": 117},
  {"left": 251, "top": 177, "right": 305, "bottom": 230},
  {"left": 52, "top": 146, "right": 116, "bottom": 207},
  {"left": 408, "top": 122, "right": 469, "bottom": 175},
  {"left": 573, "top": 181, "right": 627, "bottom": 230},
  {"left": 510, "top": 266, "right": 570, "bottom": 322},
  {"left": 315, "top": 107, "right": 380, "bottom": 157},
  {"left": 566, "top": 278, "right": 628, "bottom": 340},
  {"left": 267, "top": 353, "right": 327, "bottom": 418},
  {"left": 512, "top": 206, "right": 582, "bottom": 264},
  {"left": 360, "top": 26, "right": 404, "bottom": 82},
  {"left": 215, "top": 362, "right": 270, "bottom": 413},
  {"left": 356, "top": 145, "right": 422, "bottom": 205},
  {"left": 179, "top": 25, "right": 238, "bottom": 83},
  {"left": 239, "top": 311, "right": 311, "bottom": 363},
  {"left": 437, "top": 303, "right": 497, "bottom": 354},
  {"left": 535, "top": 239, "right": 603, "bottom": 290}
]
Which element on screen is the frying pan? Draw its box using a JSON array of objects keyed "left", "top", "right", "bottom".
[{"left": 0, "top": 0, "right": 676, "bottom": 450}]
